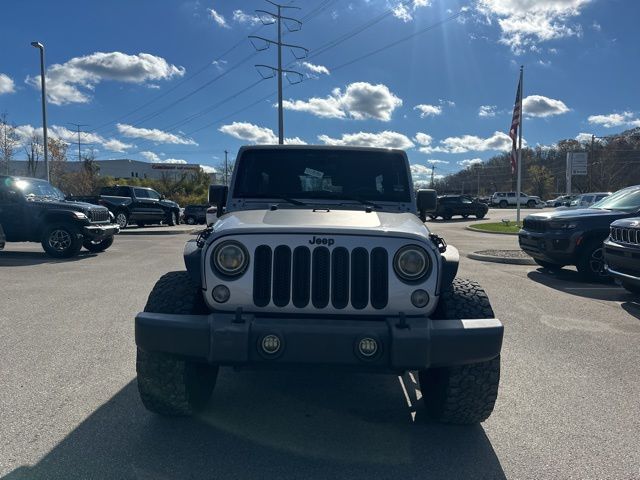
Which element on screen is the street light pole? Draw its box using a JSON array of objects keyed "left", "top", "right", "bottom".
[{"left": 31, "top": 41, "right": 49, "bottom": 182}]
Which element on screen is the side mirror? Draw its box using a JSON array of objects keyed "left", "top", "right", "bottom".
[
  {"left": 208, "top": 185, "right": 228, "bottom": 218},
  {"left": 160, "top": 194, "right": 165, "bottom": 200},
  {"left": 416, "top": 189, "right": 437, "bottom": 221}
]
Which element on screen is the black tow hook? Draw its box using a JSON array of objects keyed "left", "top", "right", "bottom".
[{"left": 396, "top": 312, "right": 409, "bottom": 329}]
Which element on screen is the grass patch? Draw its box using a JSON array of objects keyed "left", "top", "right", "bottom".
[{"left": 468, "top": 222, "right": 521, "bottom": 234}]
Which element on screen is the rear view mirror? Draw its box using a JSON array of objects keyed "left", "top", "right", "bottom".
[
  {"left": 208, "top": 185, "right": 228, "bottom": 218},
  {"left": 416, "top": 189, "right": 437, "bottom": 221}
]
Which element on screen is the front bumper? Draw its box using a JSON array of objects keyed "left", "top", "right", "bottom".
[
  {"left": 83, "top": 223, "right": 120, "bottom": 240},
  {"left": 604, "top": 238, "right": 640, "bottom": 287},
  {"left": 135, "top": 311, "right": 503, "bottom": 371},
  {"left": 518, "top": 229, "right": 579, "bottom": 265}
]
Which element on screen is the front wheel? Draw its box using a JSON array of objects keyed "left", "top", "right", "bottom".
[
  {"left": 576, "top": 240, "right": 608, "bottom": 282},
  {"left": 527, "top": 200, "right": 536, "bottom": 208},
  {"left": 167, "top": 211, "right": 178, "bottom": 226},
  {"left": 499, "top": 200, "right": 508, "bottom": 208},
  {"left": 41, "top": 224, "right": 83, "bottom": 258},
  {"left": 115, "top": 211, "right": 129, "bottom": 229},
  {"left": 476, "top": 212, "right": 486, "bottom": 219},
  {"left": 83, "top": 236, "right": 114, "bottom": 253},
  {"left": 185, "top": 216, "right": 196, "bottom": 225},
  {"left": 136, "top": 271, "right": 218, "bottom": 416},
  {"left": 419, "top": 278, "right": 500, "bottom": 424}
]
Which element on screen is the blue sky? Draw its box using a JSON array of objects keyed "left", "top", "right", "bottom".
[{"left": 1, "top": 0, "right": 639, "bottom": 182}]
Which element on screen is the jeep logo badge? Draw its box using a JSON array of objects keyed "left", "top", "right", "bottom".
[{"left": 309, "top": 236, "right": 335, "bottom": 246}]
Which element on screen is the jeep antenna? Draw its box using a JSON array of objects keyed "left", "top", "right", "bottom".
[{"left": 249, "top": 0, "right": 308, "bottom": 144}]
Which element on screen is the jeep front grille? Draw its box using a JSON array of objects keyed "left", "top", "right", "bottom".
[
  {"left": 610, "top": 226, "right": 640, "bottom": 245},
  {"left": 522, "top": 218, "right": 546, "bottom": 232},
  {"left": 253, "top": 245, "right": 389, "bottom": 310},
  {"left": 89, "top": 209, "right": 110, "bottom": 223}
]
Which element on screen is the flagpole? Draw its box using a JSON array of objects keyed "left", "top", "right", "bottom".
[{"left": 516, "top": 65, "right": 524, "bottom": 226}]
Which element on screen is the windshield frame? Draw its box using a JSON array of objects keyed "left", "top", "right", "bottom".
[{"left": 590, "top": 186, "right": 640, "bottom": 212}]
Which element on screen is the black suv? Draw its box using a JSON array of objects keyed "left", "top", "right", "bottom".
[
  {"left": 604, "top": 218, "right": 640, "bottom": 293},
  {"left": 430, "top": 195, "right": 488, "bottom": 220},
  {"left": 519, "top": 185, "right": 640, "bottom": 281},
  {"left": 0, "top": 175, "right": 119, "bottom": 257},
  {"left": 182, "top": 204, "right": 208, "bottom": 225}
]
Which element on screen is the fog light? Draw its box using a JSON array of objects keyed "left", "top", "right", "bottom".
[
  {"left": 411, "top": 289, "right": 429, "bottom": 308},
  {"left": 261, "top": 335, "right": 281, "bottom": 355},
  {"left": 212, "top": 285, "right": 230, "bottom": 303},
  {"left": 358, "top": 337, "right": 378, "bottom": 358}
]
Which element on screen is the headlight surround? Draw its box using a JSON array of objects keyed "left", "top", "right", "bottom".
[
  {"left": 394, "top": 245, "right": 430, "bottom": 282},
  {"left": 548, "top": 221, "right": 578, "bottom": 230},
  {"left": 212, "top": 240, "right": 249, "bottom": 277}
]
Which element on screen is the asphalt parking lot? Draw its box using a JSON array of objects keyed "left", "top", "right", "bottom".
[{"left": 1, "top": 208, "right": 639, "bottom": 480}]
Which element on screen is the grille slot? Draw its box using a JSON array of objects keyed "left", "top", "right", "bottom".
[
  {"left": 89, "top": 209, "right": 110, "bottom": 223},
  {"left": 292, "top": 247, "right": 311, "bottom": 308},
  {"left": 253, "top": 245, "right": 272, "bottom": 307},
  {"left": 370, "top": 248, "right": 388, "bottom": 310},
  {"left": 312, "top": 247, "right": 331, "bottom": 308},
  {"left": 331, "top": 247, "right": 350, "bottom": 309},
  {"left": 611, "top": 226, "right": 640, "bottom": 245},
  {"left": 351, "top": 247, "right": 369, "bottom": 310},
  {"left": 523, "top": 218, "right": 546, "bottom": 232},
  {"left": 272, "top": 246, "right": 291, "bottom": 307}
]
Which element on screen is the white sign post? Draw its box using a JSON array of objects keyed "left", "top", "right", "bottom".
[{"left": 566, "top": 152, "right": 588, "bottom": 194}]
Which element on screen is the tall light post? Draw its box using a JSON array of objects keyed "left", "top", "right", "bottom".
[{"left": 31, "top": 41, "right": 49, "bottom": 182}]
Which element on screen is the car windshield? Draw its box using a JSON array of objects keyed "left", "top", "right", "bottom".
[
  {"left": 591, "top": 187, "right": 640, "bottom": 212},
  {"left": 233, "top": 149, "right": 411, "bottom": 204},
  {"left": 13, "top": 178, "right": 65, "bottom": 200}
]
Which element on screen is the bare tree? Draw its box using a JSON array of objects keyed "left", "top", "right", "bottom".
[
  {"left": 24, "top": 133, "right": 43, "bottom": 177},
  {"left": 0, "top": 113, "right": 20, "bottom": 175},
  {"left": 48, "top": 137, "right": 68, "bottom": 186}
]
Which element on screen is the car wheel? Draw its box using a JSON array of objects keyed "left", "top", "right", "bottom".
[
  {"left": 462, "top": 214, "right": 469, "bottom": 219},
  {"left": 499, "top": 200, "right": 508, "bottom": 208},
  {"left": 534, "top": 259, "right": 562, "bottom": 270},
  {"left": 185, "top": 216, "right": 196, "bottom": 225},
  {"left": 576, "top": 240, "right": 608, "bottom": 282},
  {"left": 115, "top": 211, "right": 128, "bottom": 229},
  {"left": 167, "top": 211, "right": 178, "bottom": 226},
  {"left": 136, "top": 271, "right": 218, "bottom": 416},
  {"left": 527, "top": 200, "right": 536, "bottom": 208},
  {"left": 419, "top": 278, "right": 500, "bottom": 424},
  {"left": 475, "top": 212, "right": 486, "bottom": 219},
  {"left": 442, "top": 210, "right": 453, "bottom": 220},
  {"left": 41, "top": 224, "right": 83, "bottom": 258},
  {"left": 83, "top": 236, "right": 114, "bottom": 253}
]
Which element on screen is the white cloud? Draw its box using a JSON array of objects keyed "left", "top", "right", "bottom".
[
  {"left": 101, "top": 139, "right": 134, "bottom": 153},
  {"left": 575, "top": 132, "right": 596, "bottom": 143},
  {"left": 477, "top": 0, "right": 591, "bottom": 53},
  {"left": 140, "top": 151, "right": 160, "bottom": 162},
  {"left": 201, "top": 165, "right": 218, "bottom": 174},
  {"left": 218, "top": 121, "right": 306, "bottom": 145},
  {"left": 282, "top": 82, "right": 402, "bottom": 121},
  {"left": 414, "top": 104, "right": 442, "bottom": 118},
  {"left": 233, "top": 9, "right": 262, "bottom": 25},
  {"left": 422, "top": 131, "right": 513, "bottom": 154},
  {"left": 425, "top": 159, "right": 450, "bottom": 164},
  {"left": 587, "top": 111, "right": 638, "bottom": 128},
  {"left": 414, "top": 132, "right": 433, "bottom": 146},
  {"left": 523, "top": 95, "right": 570, "bottom": 117},
  {"left": 14, "top": 124, "right": 133, "bottom": 153},
  {"left": 208, "top": 8, "right": 229, "bottom": 28},
  {"left": 458, "top": 158, "right": 484, "bottom": 168},
  {"left": 25, "top": 52, "right": 184, "bottom": 105},
  {"left": 117, "top": 123, "right": 197, "bottom": 145},
  {"left": 0, "top": 73, "right": 15, "bottom": 94},
  {"left": 301, "top": 62, "right": 330, "bottom": 75},
  {"left": 410, "top": 164, "right": 434, "bottom": 183},
  {"left": 392, "top": 0, "right": 432, "bottom": 22},
  {"left": 158, "top": 158, "right": 187, "bottom": 164},
  {"left": 318, "top": 131, "right": 415, "bottom": 149},
  {"left": 478, "top": 105, "right": 497, "bottom": 118}
]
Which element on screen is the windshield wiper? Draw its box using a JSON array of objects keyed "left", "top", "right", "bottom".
[
  {"left": 244, "top": 195, "right": 307, "bottom": 206},
  {"left": 331, "top": 195, "right": 383, "bottom": 210}
]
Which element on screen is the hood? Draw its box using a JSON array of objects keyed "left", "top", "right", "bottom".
[
  {"left": 29, "top": 198, "right": 107, "bottom": 213},
  {"left": 526, "top": 208, "right": 633, "bottom": 227},
  {"left": 213, "top": 208, "right": 429, "bottom": 241},
  {"left": 611, "top": 217, "right": 640, "bottom": 228}
]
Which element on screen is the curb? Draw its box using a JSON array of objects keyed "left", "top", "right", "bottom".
[
  {"left": 467, "top": 251, "right": 536, "bottom": 265},
  {"left": 465, "top": 225, "right": 519, "bottom": 236},
  {"left": 119, "top": 228, "right": 200, "bottom": 236}
]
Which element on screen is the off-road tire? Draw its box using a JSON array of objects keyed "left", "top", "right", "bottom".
[
  {"left": 476, "top": 212, "right": 486, "bottom": 219},
  {"left": 115, "top": 211, "right": 128, "bottom": 229},
  {"left": 420, "top": 278, "right": 500, "bottom": 424},
  {"left": 167, "top": 211, "right": 178, "bottom": 226},
  {"left": 499, "top": 200, "right": 508, "bottom": 208},
  {"left": 41, "top": 224, "right": 83, "bottom": 258},
  {"left": 136, "top": 271, "right": 218, "bottom": 416},
  {"left": 83, "top": 236, "right": 114, "bottom": 253},
  {"left": 576, "top": 239, "right": 608, "bottom": 282},
  {"left": 462, "top": 214, "right": 469, "bottom": 219},
  {"left": 442, "top": 211, "right": 453, "bottom": 220},
  {"left": 534, "top": 258, "right": 561, "bottom": 270}
]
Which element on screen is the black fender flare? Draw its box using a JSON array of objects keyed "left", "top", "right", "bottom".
[
  {"left": 184, "top": 239, "right": 203, "bottom": 287},
  {"left": 439, "top": 245, "right": 459, "bottom": 293},
  {"left": 38, "top": 210, "right": 87, "bottom": 237}
]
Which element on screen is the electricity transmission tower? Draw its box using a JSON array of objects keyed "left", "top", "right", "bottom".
[
  {"left": 249, "top": 0, "right": 308, "bottom": 144},
  {"left": 68, "top": 122, "right": 89, "bottom": 161}
]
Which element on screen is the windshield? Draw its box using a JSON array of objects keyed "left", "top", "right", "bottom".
[
  {"left": 13, "top": 178, "right": 65, "bottom": 200},
  {"left": 591, "top": 187, "right": 640, "bottom": 212},
  {"left": 233, "top": 149, "right": 411, "bottom": 204}
]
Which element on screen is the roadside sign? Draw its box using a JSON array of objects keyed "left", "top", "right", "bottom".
[{"left": 569, "top": 152, "right": 588, "bottom": 176}]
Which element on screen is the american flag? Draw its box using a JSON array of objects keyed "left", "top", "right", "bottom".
[{"left": 509, "top": 77, "right": 522, "bottom": 174}]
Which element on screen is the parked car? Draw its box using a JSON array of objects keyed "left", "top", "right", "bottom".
[
  {"left": 604, "top": 218, "right": 640, "bottom": 294},
  {"left": 529, "top": 196, "right": 546, "bottom": 208},
  {"left": 546, "top": 195, "right": 576, "bottom": 208},
  {"left": 568, "top": 192, "right": 611, "bottom": 208},
  {"left": 519, "top": 185, "right": 640, "bottom": 281},
  {"left": 491, "top": 191, "right": 539, "bottom": 208},
  {"left": 134, "top": 145, "right": 503, "bottom": 424},
  {"left": 0, "top": 175, "right": 119, "bottom": 257},
  {"left": 430, "top": 195, "right": 488, "bottom": 220},
  {"left": 183, "top": 204, "right": 208, "bottom": 225},
  {"left": 71, "top": 185, "right": 180, "bottom": 229},
  {"left": 0, "top": 223, "right": 5, "bottom": 250}
]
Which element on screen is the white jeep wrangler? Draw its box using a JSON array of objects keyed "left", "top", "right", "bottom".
[{"left": 135, "top": 145, "right": 503, "bottom": 424}]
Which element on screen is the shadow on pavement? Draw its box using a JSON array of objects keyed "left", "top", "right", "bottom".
[
  {"left": 0, "top": 250, "right": 97, "bottom": 266},
  {"left": 527, "top": 269, "right": 629, "bottom": 301},
  {"left": 621, "top": 300, "right": 640, "bottom": 320},
  {"left": 4, "top": 370, "right": 505, "bottom": 480}
]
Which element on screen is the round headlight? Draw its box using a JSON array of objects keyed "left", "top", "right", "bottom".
[
  {"left": 394, "top": 245, "right": 429, "bottom": 281},
  {"left": 212, "top": 241, "right": 249, "bottom": 276}
]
